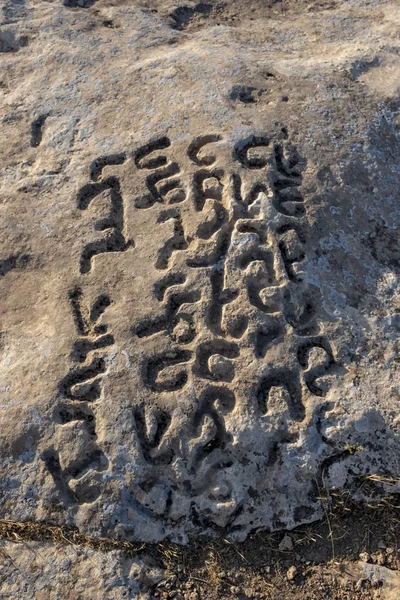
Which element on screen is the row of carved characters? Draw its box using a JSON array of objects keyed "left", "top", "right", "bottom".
[
  {"left": 132, "top": 131, "right": 308, "bottom": 374},
  {"left": 71, "top": 131, "right": 303, "bottom": 276},
  {"left": 132, "top": 132, "right": 304, "bottom": 212},
  {"left": 43, "top": 289, "right": 114, "bottom": 504},
  {"left": 46, "top": 154, "right": 132, "bottom": 500},
  {"left": 131, "top": 133, "right": 247, "bottom": 527},
  {"left": 136, "top": 334, "right": 337, "bottom": 414},
  {"left": 132, "top": 134, "right": 305, "bottom": 272}
]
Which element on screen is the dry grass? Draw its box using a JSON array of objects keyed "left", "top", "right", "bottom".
[
  {"left": 0, "top": 481, "right": 398, "bottom": 562},
  {"left": 0, "top": 519, "right": 145, "bottom": 557},
  {"left": 1, "top": 478, "right": 399, "bottom": 598}
]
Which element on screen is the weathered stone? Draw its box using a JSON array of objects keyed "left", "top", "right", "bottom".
[
  {"left": 0, "top": 0, "right": 399, "bottom": 553},
  {"left": 0, "top": 540, "right": 163, "bottom": 599},
  {"left": 340, "top": 561, "right": 400, "bottom": 600},
  {"left": 279, "top": 534, "right": 294, "bottom": 552}
]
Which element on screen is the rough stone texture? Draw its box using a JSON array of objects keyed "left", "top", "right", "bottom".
[
  {"left": 342, "top": 561, "right": 400, "bottom": 600},
  {"left": 1, "top": 0, "right": 400, "bottom": 546},
  {"left": 0, "top": 540, "right": 163, "bottom": 599},
  {"left": 1, "top": 539, "right": 399, "bottom": 600}
]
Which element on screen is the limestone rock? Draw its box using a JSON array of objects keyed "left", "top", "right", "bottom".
[
  {"left": 0, "top": 0, "right": 399, "bottom": 547},
  {"left": 0, "top": 540, "right": 163, "bottom": 599}
]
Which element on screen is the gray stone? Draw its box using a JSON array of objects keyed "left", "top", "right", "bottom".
[
  {"left": 0, "top": 0, "right": 399, "bottom": 554},
  {"left": 0, "top": 540, "right": 163, "bottom": 599}
]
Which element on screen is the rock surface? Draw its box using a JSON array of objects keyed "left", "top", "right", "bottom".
[
  {"left": 0, "top": 539, "right": 164, "bottom": 599},
  {"left": 1, "top": 0, "right": 400, "bottom": 548}
]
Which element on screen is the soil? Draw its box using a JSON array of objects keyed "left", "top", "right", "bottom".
[{"left": 1, "top": 490, "right": 399, "bottom": 598}]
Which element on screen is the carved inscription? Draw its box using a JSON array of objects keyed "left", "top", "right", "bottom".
[
  {"left": 46, "top": 127, "right": 342, "bottom": 524},
  {"left": 44, "top": 292, "right": 113, "bottom": 503},
  {"left": 127, "top": 130, "right": 341, "bottom": 521},
  {"left": 77, "top": 153, "right": 132, "bottom": 274},
  {"left": 133, "top": 131, "right": 338, "bottom": 408}
]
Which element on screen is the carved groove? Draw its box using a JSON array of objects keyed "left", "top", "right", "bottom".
[
  {"left": 156, "top": 209, "right": 188, "bottom": 270},
  {"left": 135, "top": 163, "right": 184, "bottom": 209},
  {"left": 187, "top": 134, "right": 222, "bottom": 166},
  {"left": 134, "top": 136, "right": 171, "bottom": 170},
  {"left": 90, "top": 153, "right": 126, "bottom": 182},
  {"left": 193, "top": 340, "right": 240, "bottom": 381},
  {"left": 257, "top": 369, "right": 305, "bottom": 421},
  {"left": 192, "top": 168, "right": 224, "bottom": 211},
  {"left": 135, "top": 289, "right": 201, "bottom": 339},
  {"left": 143, "top": 349, "right": 192, "bottom": 392},
  {"left": 58, "top": 357, "right": 107, "bottom": 401},
  {"left": 133, "top": 406, "right": 173, "bottom": 465},
  {"left": 77, "top": 177, "right": 131, "bottom": 274},
  {"left": 235, "top": 135, "right": 270, "bottom": 169}
]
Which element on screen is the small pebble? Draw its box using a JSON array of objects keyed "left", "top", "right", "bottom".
[{"left": 279, "top": 534, "right": 294, "bottom": 551}]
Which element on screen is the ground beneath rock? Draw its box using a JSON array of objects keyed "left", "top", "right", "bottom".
[{"left": 1, "top": 494, "right": 399, "bottom": 598}]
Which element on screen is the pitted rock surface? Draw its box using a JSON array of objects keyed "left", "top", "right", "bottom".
[
  {"left": 1, "top": 0, "right": 400, "bottom": 545},
  {"left": 0, "top": 540, "right": 163, "bottom": 599}
]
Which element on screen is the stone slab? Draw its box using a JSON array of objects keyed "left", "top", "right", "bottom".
[{"left": 0, "top": 0, "right": 399, "bottom": 544}]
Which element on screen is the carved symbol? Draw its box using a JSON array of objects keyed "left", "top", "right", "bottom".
[
  {"left": 133, "top": 406, "right": 173, "bottom": 465},
  {"left": 187, "top": 134, "right": 222, "bottom": 166},
  {"left": 156, "top": 208, "right": 188, "bottom": 270},
  {"left": 59, "top": 356, "right": 107, "bottom": 402},
  {"left": 207, "top": 269, "right": 240, "bottom": 336},
  {"left": 46, "top": 289, "right": 114, "bottom": 505},
  {"left": 143, "top": 349, "right": 192, "bottom": 392},
  {"left": 192, "top": 168, "right": 224, "bottom": 211},
  {"left": 134, "top": 136, "right": 171, "bottom": 170},
  {"left": 192, "top": 385, "right": 236, "bottom": 457},
  {"left": 193, "top": 340, "right": 239, "bottom": 382},
  {"left": 272, "top": 143, "right": 305, "bottom": 217},
  {"left": 134, "top": 284, "right": 200, "bottom": 341},
  {"left": 134, "top": 137, "right": 186, "bottom": 208},
  {"left": 77, "top": 177, "right": 131, "bottom": 274},
  {"left": 277, "top": 224, "right": 306, "bottom": 282},
  {"left": 231, "top": 172, "right": 268, "bottom": 212},
  {"left": 235, "top": 135, "right": 270, "bottom": 169},
  {"left": 257, "top": 369, "right": 304, "bottom": 421},
  {"left": 59, "top": 289, "right": 114, "bottom": 400},
  {"left": 297, "top": 338, "right": 338, "bottom": 396},
  {"left": 90, "top": 153, "right": 126, "bottom": 182}
]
